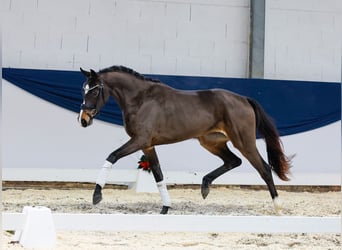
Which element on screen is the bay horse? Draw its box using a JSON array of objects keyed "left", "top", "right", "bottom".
[{"left": 78, "top": 66, "right": 291, "bottom": 214}]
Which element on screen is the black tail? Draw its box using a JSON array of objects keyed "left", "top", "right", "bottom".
[{"left": 247, "top": 98, "right": 291, "bottom": 181}]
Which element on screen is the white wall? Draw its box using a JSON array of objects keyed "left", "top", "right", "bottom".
[
  {"left": 1, "top": 0, "right": 250, "bottom": 77},
  {"left": 264, "top": 0, "right": 341, "bottom": 82},
  {"left": 2, "top": 0, "right": 341, "bottom": 81}
]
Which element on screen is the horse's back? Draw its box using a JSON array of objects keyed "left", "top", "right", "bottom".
[{"left": 133, "top": 84, "right": 255, "bottom": 145}]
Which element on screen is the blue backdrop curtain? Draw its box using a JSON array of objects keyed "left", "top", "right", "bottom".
[{"left": 2, "top": 67, "right": 341, "bottom": 136}]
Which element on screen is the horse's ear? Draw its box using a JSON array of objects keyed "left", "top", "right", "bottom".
[
  {"left": 80, "top": 68, "right": 90, "bottom": 78},
  {"left": 90, "top": 69, "right": 98, "bottom": 79}
]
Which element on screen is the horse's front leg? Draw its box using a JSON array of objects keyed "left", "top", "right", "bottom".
[
  {"left": 93, "top": 138, "right": 145, "bottom": 205},
  {"left": 143, "top": 147, "right": 171, "bottom": 214}
]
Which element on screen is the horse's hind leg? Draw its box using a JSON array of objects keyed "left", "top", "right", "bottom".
[
  {"left": 198, "top": 134, "right": 242, "bottom": 199},
  {"left": 143, "top": 147, "right": 171, "bottom": 214},
  {"left": 237, "top": 144, "right": 281, "bottom": 212}
]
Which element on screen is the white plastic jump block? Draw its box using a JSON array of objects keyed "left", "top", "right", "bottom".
[
  {"left": 132, "top": 170, "right": 158, "bottom": 193},
  {"left": 13, "top": 206, "right": 56, "bottom": 248}
]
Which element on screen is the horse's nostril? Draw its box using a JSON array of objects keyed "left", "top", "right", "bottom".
[{"left": 81, "top": 119, "right": 88, "bottom": 127}]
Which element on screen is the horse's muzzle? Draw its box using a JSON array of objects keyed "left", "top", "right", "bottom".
[{"left": 78, "top": 110, "right": 93, "bottom": 127}]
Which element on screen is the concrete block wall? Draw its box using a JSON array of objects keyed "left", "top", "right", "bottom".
[
  {"left": 2, "top": 0, "right": 340, "bottom": 80},
  {"left": 1, "top": 0, "right": 250, "bottom": 77},
  {"left": 264, "top": 0, "right": 341, "bottom": 82}
]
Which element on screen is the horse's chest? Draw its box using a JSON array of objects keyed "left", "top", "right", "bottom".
[
  {"left": 122, "top": 110, "right": 152, "bottom": 136},
  {"left": 122, "top": 113, "right": 138, "bottom": 135}
]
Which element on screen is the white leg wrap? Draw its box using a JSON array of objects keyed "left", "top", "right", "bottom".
[
  {"left": 157, "top": 180, "right": 171, "bottom": 207},
  {"left": 96, "top": 161, "right": 113, "bottom": 188}
]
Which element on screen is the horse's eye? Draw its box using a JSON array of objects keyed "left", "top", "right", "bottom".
[{"left": 92, "top": 89, "right": 99, "bottom": 97}]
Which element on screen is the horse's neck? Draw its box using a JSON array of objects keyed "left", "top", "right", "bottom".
[{"left": 103, "top": 72, "right": 150, "bottom": 108}]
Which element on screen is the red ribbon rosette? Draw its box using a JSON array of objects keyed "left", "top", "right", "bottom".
[{"left": 138, "top": 155, "right": 151, "bottom": 173}]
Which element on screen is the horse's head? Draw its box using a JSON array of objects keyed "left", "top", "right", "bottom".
[{"left": 78, "top": 68, "right": 108, "bottom": 127}]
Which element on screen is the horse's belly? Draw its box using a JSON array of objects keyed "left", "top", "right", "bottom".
[{"left": 152, "top": 120, "right": 216, "bottom": 145}]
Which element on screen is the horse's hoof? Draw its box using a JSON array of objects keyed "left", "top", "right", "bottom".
[
  {"left": 160, "top": 206, "right": 170, "bottom": 214},
  {"left": 93, "top": 193, "right": 102, "bottom": 205},
  {"left": 201, "top": 178, "right": 210, "bottom": 199},
  {"left": 92, "top": 184, "right": 102, "bottom": 205},
  {"left": 201, "top": 186, "right": 210, "bottom": 199}
]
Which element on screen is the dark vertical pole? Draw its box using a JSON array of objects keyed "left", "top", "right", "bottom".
[{"left": 249, "top": 0, "right": 265, "bottom": 78}]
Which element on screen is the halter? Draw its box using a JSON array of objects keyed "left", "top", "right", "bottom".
[{"left": 80, "top": 81, "right": 104, "bottom": 118}]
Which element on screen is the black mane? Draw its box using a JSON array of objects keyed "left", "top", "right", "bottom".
[{"left": 99, "top": 65, "right": 160, "bottom": 83}]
